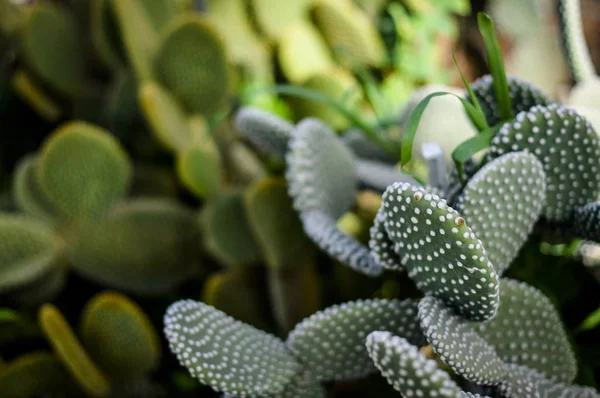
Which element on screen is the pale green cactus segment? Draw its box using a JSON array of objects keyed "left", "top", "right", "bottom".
[
  {"left": 10, "top": 262, "right": 67, "bottom": 306},
  {"left": 381, "top": 182, "right": 500, "bottom": 321},
  {"left": 341, "top": 129, "right": 397, "bottom": 164},
  {"left": 20, "top": 2, "right": 86, "bottom": 97},
  {"left": 286, "top": 118, "right": 357, "bottom": 219},
  {"left": 154, "top": 15, "right": 229, "bottom": 115},
  {"left": 286, "top": 299, "right": 426, "bottom": 382},
  {"left": 312, "top": 0, "right": 387, "bottom": 68},
  {"left": 90, "top": 0, "right": 126, "bottom": 71},
  {"left": 39, "top": 304, "right": 111, "bottom": 397},
  {"left": 67, "top": 199, "right": 202, "bottom": 295},
  {"left": 0, "top": 351, "right": 80, "bottom": 398},
  {"left": 366, "top": 331, "right": 487, "bottom": 398},
  {"left": 13, "top": 155, "right": 59, "bottom": 224},
  {"left": 11, "top": 69, "right": 62, "bottom": 122},
  {"left": 234, "top": 106, "right": 293, "bottom": 160},
  {"left": 269, "top": 370, "right": 325, "bottom": 398},
  {"left": 164, "top": 299, "right": 301, "bottom": 396},
  {"left": 469, "top": 75, "right": 552, "bottom": 127},
  {"left": 488, "top": 104, "right": 600, "bottom": 221},
  {"left": 277, "top": 20, "right": 335, "bottom": 84},
  {"left": 37, "top": 121, "right": 132, "bottom": 220},
  {"left": 573, "top": 201, "right": 600, "bottom": 242},
  {"left": 418, "top": 296, "right": 505, "bottom": 385},
  {"left": 244, "top": 178, "right": 314, "bottom": 269},
  {"left": 141, "top": 0, "right": 188, "bottom": 32},
  {"left": 199, "top": 191, "right": 262, "bottom": 267},
  {"left": 111, "top": 0, "right": 159, "bottom": 81},
  {"left": 0, "top": 215, "right": 61, "bottom": 293},
  {"left": 473, "top": 279, "right": 577, "bottom": 383},
  {"left": 249, "top": 0, "right": 310, "bottom": 40},
  {"left": 456, "top": 152, "right": 546, "bottom": 275},
  {"left": 80, "top": 291, "right": 161, "bottom": 378},
  {"left": 368, "top": 206, "right": 403, "bottom": 270},
  {"left": 139, "top": 81, "right": 192, "bottom": 152}
]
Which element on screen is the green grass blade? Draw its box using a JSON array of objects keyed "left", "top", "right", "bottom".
[
  {"left": 453, "top": 52, "right": 488, "bottom": 132},
  {"left": 576, "top": 306, "right": 600, "bottom": 334}
]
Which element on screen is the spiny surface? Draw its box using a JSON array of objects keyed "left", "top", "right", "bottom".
[
  {"left": 418, "top": 297, "right": 505, "bottom": 385},
  {"left": 286, "top": 299, "right": 425, "bottom": 382},
  {"left": 301, "top": 210, "right": 382, "bottom": 276},
  {"left": 473, "top": 279, "right": 577, "bottom": 383},
  {"left": 164, "top": 300, "right": 300, "bottom": 395},
  {"left": 381, "top": 182, "right": 500, "bottom": 321},
  {"left": 369, "top": 206, "right": 403, "bottom": 271},
  {"left": 470, "top": 75, "right": 552, "bottom": 126},
  {"left": 456, "top": 152, "right": 546, "bottom": 275},
  {"left": 366, "top": 331, "right": 483, "bottom": 398},
  {"left": 234, "top": 107, "right": 293, "bottom": 160},
  {"left": 286, "top": 118, "right": 357, "bottom": 219},
  {"left": 489, "top": 104, "right": 600, "bottom": 221},
  {"left": 573, "top": 201, "right": 600, "bottom": 242}
]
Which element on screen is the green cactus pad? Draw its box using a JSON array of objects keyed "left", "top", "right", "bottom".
[
  {"left": 271, "top": 370, "right": 325, "bottom": 398},
  {"left": 139, "top": 81, "right": 192, "bottom": 151},
  {"left": 199, "top": 191, "right": 262, "bottom": 267},
  {"left": 0, "top": 215, "right": 61, "bottom": 293},
  {"left": 90, "top": 0, "right": 126, "bottom": 71},
  {"left": 11, "top": 69, "right": 62, "bottom": 122},
  {"left": 312, "top": 0, "right": 387, "bottom": 68},
  {"left": 20, "top": 3, "right": 86, "bottom": 97},
  {"left": 39, "top": 304, "right": 111, "bottom": 397},
  {"left": 245, "top": 178, "right": 314, "bottom": 269},
  {"left": 277, "top": 20, "right": 335, "bottom": 84},
  {"left": 250, "top": 0, "right": 310, "bottom": 40},
  {"left": 37, "top": 121, "right": 132, "bottom": 220},
  {"left": 418, "top": 296, "right": 505, "bottom": 385},
  {"left": 380, "top": 182, "right": 500, "bottom": 321},
  {"left": 154, "top": 16, "right": 229, "bottom": 115},
  {"left": 369, "top": 206, "right": 403, "bottom": 270},
  {"left": 455, "top": 152, "right": 546, "bottom": 275},
  {"left": 176, "top": 116, "right": 223, "bottom": 199},
  {"left": 234, "top": 107, "right": 293, "bottom": 160},
  {"left": 286, "top": 118, "right": 357, "bottom": 218},
  {"left": 366, "top": 331, "right": 481, "bottom": 398},
  {"left": 488, "top": 104, "right": 600, "bottom": 221},
  {"left": 80, "top": 291, "right": 161, "bottom": 377},
  {"left": 164, "top": 299, "right": 301, "bottom": 396},
  {"left": 0, "top": 352, "right": 79, "bottom": 398},
  {"left": 141, "top": 0, "right": 187, "bottom": 32},
  {"left": 286, "top": 299, "right": 425, "bottom": 381},
  {"left": 67, "top": 199, "right": 201, "bottom": 295},
  {"left": 573, "top": 201, "right": 600, "bottom": 242},
  {"left": 470, "top": 75, "right": 552, "bottom": 127},
  {"left": 13, "top": 155, "right": 59, "bottom": 224},
  {"left": 473, "top": 279, "right": 577, "bottom": 383}
]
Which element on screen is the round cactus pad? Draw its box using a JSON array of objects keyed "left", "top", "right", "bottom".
[
  {"left": 13, "top": 156, "right": 59, "bottom": 224},
  {"left": 234, "top": 107, "right": 293, "bottom": 160}
]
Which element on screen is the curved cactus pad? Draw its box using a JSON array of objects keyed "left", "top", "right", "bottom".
[
  {"left": 456, "top": 152, "right": 546, "bottom": 275},
  {"left": 369, "top": 206, "right": 403, "bottom": 270},
  {"left": 0, "top": 215, "right": 60, "bottom": 293},
  {"left": 573, "top": 201, "right": 600, "bottom": 242},
  {"left": 67, "top": 199, "right": 202, "bottom": 295},
  {"left": 418, "top": 297, "right": 505, "bottom": 385},
  {"left": 164, "top": 299, "right": 301, "bottom": 395},
  {"left": 500, "top": 364, "right": 600, "bottom": 398},
  {"left": 271, "top": 370, "right": 325, "bottom": 398},
  {"left": 366, "top": 331, "right": 484, "bottom": 398},
  {"left": 39, "top": 304, "right": 111, "bottom": 397},
  {"left": 286, "top": 118, "right": 357, "bottom": 219},
  {"left": 470, "top": 75, "right": 552, "bottom": 126},
  {"left": 37, "top": 121, "right": 132, "bottom": 220},
  {"left": 489, "top": 104, "right": 600, "bottom": 221},
  {"left": 301, "top": 210, "right": 383, "bottom": 276},
  {"left": 80, "top": 291, "right": 161, "bottom": 377},
  {"left": 154, "top": 16, "right": 229, "bottom": 115},
  {"left": 380, "top": 182, "right": 500, "bottom": 321},
  {"left": 13, "top": 155, "right": 59, "bottom": 224},
  {"left": 286, "top": 299, "right": 425, "bottom": 381},
  {"left": 234, "top": 107, "right": 293, "bottom": 160},
  {"left": 473, "top": 279, "right": 577, "bottom": 383}
]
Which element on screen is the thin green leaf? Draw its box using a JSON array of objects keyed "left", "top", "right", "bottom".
[
  {"left": 453, "top": 52, "right": 488, "bottom": 132},
  {"left": 0, "top": 309, "right": 19, "bottom": 323},
  {"left": 451, "top": 124, "right": 502, "bottom": 179},
  {"left": 477, "top": 12, "right": 512, "bottom": 122},
  {"left": 576, "top": 307, "right": 600, "bottom": 334}
]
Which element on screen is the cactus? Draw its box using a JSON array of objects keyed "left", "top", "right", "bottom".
[
  {"left": 12, "top": 155, "right": 59, "bottom": 224},
  {"left": 234, "top": 106, "right": 294, "bottom": 161},
  {"left": 249, "top": 0, "right": 310, "bottom": 41}
]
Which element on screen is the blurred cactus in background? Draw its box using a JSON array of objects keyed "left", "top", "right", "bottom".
[{"left": 1, "top": 0, "right": 600, "bottom": 397}]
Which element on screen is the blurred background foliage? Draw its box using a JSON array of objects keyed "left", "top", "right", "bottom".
[{"left": 0, "top": 0, "right": 600, "bottom": 396}]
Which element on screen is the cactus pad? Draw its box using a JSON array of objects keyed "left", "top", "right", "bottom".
[
  {"left": 369, "top": 207, "right": 403, "bottom": 270},
  {"left": 489, "top": 104, "right": 600, "bottom": 221},
  {"left": 286, "top": 299, "right": 425, "bottom": 381},
  {"left": 380, "top": 182, "right": 500, "bottom": 321},
  {"left": 473, "top": 279, "right": 577, "bottom": 383},
  {"left": 13, "top": 155, "right": 59, "bottom": 224},
  {"left": 573, "top": 201, "right": 600, "bottom": 242},
  {"left": 0, "top": 215, "right": 61, "bottom": 293},
  {"left": 455, "top": 152, "right": 546, "bottom": 275},
  {"left": 80, "top": 291, "right": 161, "bottom": 377},
  {"left": 250, "top": 0, "right": 310, "bottom": 40},
  {"left": 164, "top": 299, "right": 301, "bottom": 395},
  {"left": 470, "top": 75, "right": 552, "bottom": 126},
  {"left": 234, "top": 107, "right": 293, "bottom": 160},
  {"left": 154, "top": 16, "right": 229, "bottom": 115},
  {"left": 37, "top": 122, "right": 132, "bottom": 220},
  {"left": 418, "top": 296, "right": 505, "bottom": 385}
]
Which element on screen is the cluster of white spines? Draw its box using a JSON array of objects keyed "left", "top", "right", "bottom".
[{"left": 369, "top": 206, "right": 403, "bottom": 270}]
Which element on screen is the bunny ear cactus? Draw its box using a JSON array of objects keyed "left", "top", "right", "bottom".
[
  {"left": 13, "top": 155, "right": 60, "bottom": 224},
  {"left": 234, "top": 106, "right": 294, "bottom": 161},
  {"left": 573, "top": 201, "right": 600, "bottom": 242},
  {"left": 249, "top": 0, "right": 311, "bottom": 41}
]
